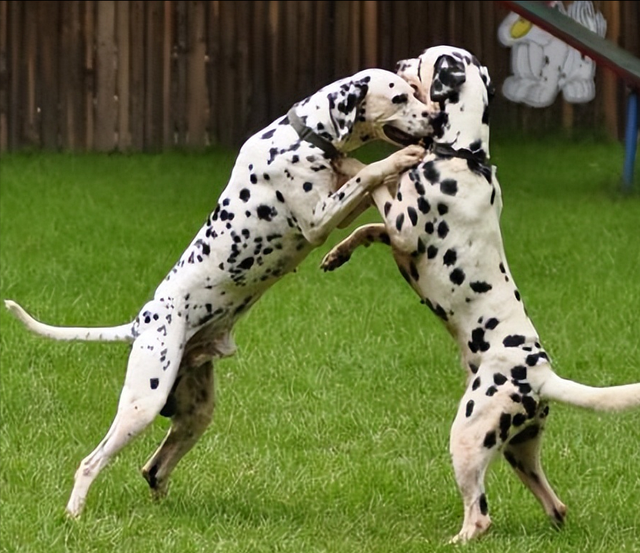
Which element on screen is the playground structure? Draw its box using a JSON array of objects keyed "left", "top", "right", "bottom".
[{"left": 498, "top": 0, "right": 640, "bottom": 191}]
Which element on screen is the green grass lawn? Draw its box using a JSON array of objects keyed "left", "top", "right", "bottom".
[{"left": 1, "top": 137, "right": 639, "bottom": 553}]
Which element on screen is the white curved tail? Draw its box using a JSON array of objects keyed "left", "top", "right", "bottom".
[
  {"left": 4, "top": 299, "right": 135, "bottom": 343},
  {"left": 538, "top": 370, "right": 640, "bottom": 412}
]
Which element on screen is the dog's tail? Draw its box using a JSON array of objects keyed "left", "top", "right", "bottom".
[
  {"left": 537, "top": 369, "right": 640, "bottom": 412},
  {"left": 4, "top": 299, "right": 135, "bottom": 342}
]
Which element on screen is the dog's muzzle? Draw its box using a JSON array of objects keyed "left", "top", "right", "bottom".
[{"left": 382, "top": 125, "right": 430, "bottom": 148}]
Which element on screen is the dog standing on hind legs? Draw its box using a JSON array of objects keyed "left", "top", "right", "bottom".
[
  {"left": 5, "top": 67, "right": 433, "bottom": 518},
  {"left": 321, "top": 46, "right": 640, "bottom": 543}
]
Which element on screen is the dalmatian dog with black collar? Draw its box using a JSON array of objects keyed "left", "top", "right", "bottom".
[
  {"left": 5, "top": 68, "right": 433, "bottom": 518},
  {"left": 322, "top": 46, "right": 640, "bottom": 543}
]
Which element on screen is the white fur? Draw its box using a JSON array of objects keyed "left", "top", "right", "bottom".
[
  {"left": 6, "top": 67, "right": 432, "bottom": 518},
  {"left": 323, "top": 46, "right": 640, "bottom": 543}
]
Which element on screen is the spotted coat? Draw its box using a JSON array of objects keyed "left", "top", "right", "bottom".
[
  {"left": 322, "top": 45, "right": 640, "bottom": 544},
  {"left": 6, "top": 67, "right": 433, "bottom": 518}
]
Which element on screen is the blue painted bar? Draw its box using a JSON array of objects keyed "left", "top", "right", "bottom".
[{"left": 623, "top": 91, "right": 638, "bottom": 193}]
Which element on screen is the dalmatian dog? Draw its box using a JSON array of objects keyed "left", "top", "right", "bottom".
[
  {"left": 5, "top": 67, "right": 432, "bottom": 518},
  {"left": 322, "top": 46, "right": 640, "bottom": 543}
]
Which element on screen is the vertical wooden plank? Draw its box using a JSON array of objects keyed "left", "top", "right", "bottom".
[
  {"left": 59, "top": 0, "right": 73, "bottom": 149},
  {"left": 151, "top": 0, "right": 164, "bottom": 150},
  {"left": 144, "top": 0, "right": 163, "bottom": 150},
  {"left": 175, "top": 0, "right": 187, "bottom": 147},
  {"left": 313, "top": 1, "right": 332, "bottom": 85},
  {"left": 601, "top": 0, "right": 619, "bottom": 139},
  {"left": 39, "top": 1, "right": 60, "bottom": 149},
  {"left": 23, "top": 1, "right": 40, "bottom": 147},
  {"left": 143, "top": 0, "right": 155, "bottom": 149},
  {"left": 466, "top": 1, "right": 483, "bottom": 59},
  {"left": 362, "top": 1, "right": 378, "bottom": 69},
  {"left": 619, "top": 0, "right": 636, "bottom": 135},
  {"left": 83, "top": 1, "right": 96, "bottom": 150},
  {"left": 281, "top": 1, "right": 298, "bottom": 110},
  {"left": 162, "top": 0, "right": 173, "bottom": 148},
  {"left": 393, "top": 1, "right": 410, "bottom": 60},
  {"left": 206, "top": 0, "right": 220, "bottom": 145},
  {"left": 129, "top": 0, "right": 144, "bottom": 150},
  {"left": 7, "top": 1, "right": 22, "bottom": 149},
  {"left": 378, "top": 1, "right": 394, "bottom": 70},
  {"left": 333, "top": 1, "right": 351, "bottom": 78},
  {"left": 561, "top": 102, "right": 574, "bottom": 133},
  {"left": 455, "top": 1, "right": 471, "bottom": 52},
  {"left": 491, "top": 1, "right": 518, "bottom": 132},
  {"left": 95, "top": 1, "right": 116, "bottom": 150},
  {"left": 0, "top": 1, "right": 8, "bottom": 151},
  {"left": 116, "top": 1, "right": 131, "bottom": 150},
  {"left": 480, "top": 2, "right": 499, "bottom": 77},
  {"left": 218, "top": 1, "right": 236, "bottom": 146},
  {"left": 60, "top": 1, "right": 83, "bottom": 150},
  {"left": 407, "top": 2, "right": 428, "bottom": 64},
  {"left": 266, "top": 0, "right": 281, "bottom": 119},
  {"left": 621, "top": 1, "right": 638, "bottom": 57},
  {"left": 248, "top": 1, "right": 269, "bottom": 132},
  {"left": 234, "top": 1, "right": 252, "bottom": 143},
  {"left": 446, "top": 1, "right": 456, "bottom": 45},
  {"left": 349, "top": 1, "right": 361, "bottom": 72},
  {"left": 426, "top": 1, "right": 447, "bottom": 50},
  {"left": 187, "top": 0, "right": 207, "bottom": 147},
  {"left": 296, "top": 1, "right": 314, "bottom": 99}
]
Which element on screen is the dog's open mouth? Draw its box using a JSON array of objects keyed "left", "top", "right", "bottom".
[{"left": 382, "top": 125, "right": 429, "bottom": 147}]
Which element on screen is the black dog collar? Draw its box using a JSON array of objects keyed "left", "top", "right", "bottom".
[
  {"left": 287, "top": 107, "right": 341, "bottom": 160},
  {"left": 431, "top": 143, "right": 487, "bottom": 165}
]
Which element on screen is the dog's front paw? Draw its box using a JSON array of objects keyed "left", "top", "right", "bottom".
[
  {"left": 320, "top": 247, "right": 352, "bottom": 271},
  {"left": 393, "top": 144, "right": 426, "bottom": 171}
]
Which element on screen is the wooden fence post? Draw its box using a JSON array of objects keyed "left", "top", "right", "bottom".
[
  {"left": 116, "top": 0, "right": 131, "bottom": 150},
  {"left": 0, "top": 1, "right": 7, "bottom": 151},
  {"left": 95, "top": 1, "right": 116, "bottom": 151},
  {"left": 601, "top": 0, "right": 620, "bottom": 139},
  {"left": 187, "top": 0, "right": 208, "bottom": 147}
]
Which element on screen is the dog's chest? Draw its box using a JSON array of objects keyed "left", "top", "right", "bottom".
[
  {"left": 389, "top": 159, "right": 519, "bottom": 321},
  {"left": 392, "top": 157, "right": 501, "bottom": 285},
  {"left": 155, "top": 127, "right": 339, "bottom": 332},
  {"left": 391, "top": 157, "right": 544, "bottom": 365}
]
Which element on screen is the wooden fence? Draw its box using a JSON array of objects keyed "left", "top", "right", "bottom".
[{"left": 1, "top": 1, "right": 638, "bottom": 152}]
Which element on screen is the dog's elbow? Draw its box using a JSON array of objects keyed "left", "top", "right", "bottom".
[{"left": 298, "top": 223, "right": 328, "bottom": 247}]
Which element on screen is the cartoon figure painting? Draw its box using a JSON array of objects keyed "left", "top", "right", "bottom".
[{"left": 498, "top": 1, "right": 607, "bottom": 107}]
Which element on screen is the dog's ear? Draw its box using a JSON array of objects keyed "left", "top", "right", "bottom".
[
  {"left": 481, "top": 66, "right": 496, "bottom": 102},
  {"left": 430, "top": 54, "right": 466, "bottom": 103},
  {"left": 395, "top": 58, "right": 412, "bottom": 74},
  {"left": 470, "top": 54, "right": 496, "bottom": 103},
  {"left": 328, "top": 79, "right": 369, "bottom": 141},
  {"left": 395, "top": 57, "right": 426, "bottom": 102}
]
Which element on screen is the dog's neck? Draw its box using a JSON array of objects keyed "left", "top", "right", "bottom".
[
  {"left": 430, "top": 102, "right": 491, "bottom": 163},
  {"left": 287, "top": 107, "right": 341, "bottom": 159},
  {"left": 289, "top": 106, "right": 375, "bottom": 156}
]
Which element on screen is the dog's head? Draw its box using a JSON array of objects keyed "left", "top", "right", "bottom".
[
  {"left": 301, "top": 68, "right": 435, "bottom": 153},
  {"left": 397, "top": 46, "right": 495, "bottom": 158}
]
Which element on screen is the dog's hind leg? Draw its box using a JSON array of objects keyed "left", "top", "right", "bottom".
[
  {"left": 141, "top": 359, "right": 215, "bottom": 498},
  {"left": 448, "top": 393, "right": 508, "bottom": 543},
  {"left": 503, "top": 415, "right": 567, "bottom": 526},
  {"left": 65, "top": 298, "right": 187, "bottom": 518}
]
